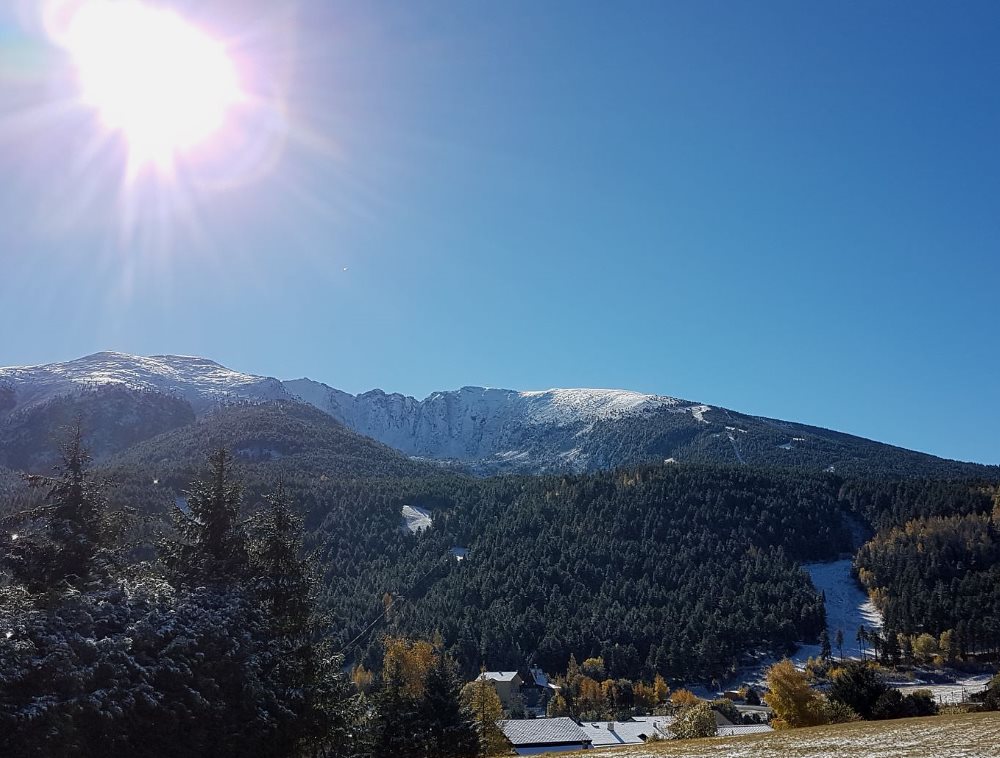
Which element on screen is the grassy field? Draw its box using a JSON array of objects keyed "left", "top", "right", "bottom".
[{"left": 584, "top": 711, "right": 1000, "bottom": 758}]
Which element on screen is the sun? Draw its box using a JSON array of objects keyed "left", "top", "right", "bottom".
[{"left": 58, "top": 0, "right": 242, "bottom": 174}]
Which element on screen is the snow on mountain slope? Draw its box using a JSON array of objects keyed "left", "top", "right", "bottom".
[
  {"left": 0, "top": 352, "right": 291, "bottom": 414},
  {"left": 4, "top": 352, "right": 991, "bottom": 478},
  {"left": 284, "top": 378, "right": 709, "bottom": 471}
]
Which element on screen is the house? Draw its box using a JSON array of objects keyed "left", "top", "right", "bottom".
[
  {"left": 579, "top": 717, "right": 673, "bottom": 747},
  {"left": 522, "top": 667, "right": 560, "bottom": 715},
  {"left": 478, "top": 671, "right": 523, "bottom": 710},
  {"left": 499, "top": 717, "right": 593, "bottom": 755}
]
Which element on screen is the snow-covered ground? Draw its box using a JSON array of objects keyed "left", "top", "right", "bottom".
[
  {"left": 896, "top": 675, "right": 993, "bottom": 705},
  {"left": 805, "top": 559, "right": 883, "bottom": 653},
  {"left": 286, "top": 378, "right": 714, "bottom": 470},
  {"left": 400, "top": 505, "right": 432, "bottom": 534}
]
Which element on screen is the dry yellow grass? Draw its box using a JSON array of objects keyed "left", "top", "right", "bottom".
[{"left": 579, "top": 711, "right": 1000, "bottom": 758}]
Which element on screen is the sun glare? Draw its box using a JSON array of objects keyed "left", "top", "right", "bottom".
[{"left": 57, "top": 0, "right": 241, "bottom": 173}]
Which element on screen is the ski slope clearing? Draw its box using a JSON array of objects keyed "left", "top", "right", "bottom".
[
  {"left": 588, "top": 711, "right": 1000, "bottom": 758},
  {"left": 806, "top": 558, "right": 883, "bottom": 648},
  {"left": 400, "top": 504, "right": 432, "bottom": 533}
]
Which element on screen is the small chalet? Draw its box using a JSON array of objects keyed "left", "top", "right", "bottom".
[{"left": 499, "top": 717, "right": 593, "bottom": 755}]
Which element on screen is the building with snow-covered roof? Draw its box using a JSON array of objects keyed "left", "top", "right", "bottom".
[
  {"left": 477, "top": 670, "right": 523, "bottom": 709},
  {"left": 522, "top": 666, "right": 560, "bottom": 714},
  {"left": 580, "top": 717, "right": 673, "bottom": 747},
  {"left": 716, "top": 723, "right": 775, "bottom": 737},
  {"left": 499, "top": 717, "right": 592, "bottom": 755}
]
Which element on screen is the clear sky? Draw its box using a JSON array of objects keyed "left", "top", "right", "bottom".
[{"left": 1, "top": 1, "right": 998, "bottom": 464}]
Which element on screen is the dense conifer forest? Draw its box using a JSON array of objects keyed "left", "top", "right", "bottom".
[{"left": 306, "top": 466, "right": 843, "bottom": 680}]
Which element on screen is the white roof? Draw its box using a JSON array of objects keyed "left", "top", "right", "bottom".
[
  {"left": 528, "top": 668, "right": 559, "bottom": 689},
  {"left": 716, "top": 724, "right": 774, "bottom": 737},
  {"left": 500, "top": 718, "right": 592, "bottom": 746},
  {"left": 580, "top": 718, "right": 673, "bottom": 746},
  {"left": 479, "top": 670, "right": 520, "bottom": 683}
]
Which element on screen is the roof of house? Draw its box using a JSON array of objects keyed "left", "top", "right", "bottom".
[
  {"left": 713, "top": 711, "right": 735, "bottom": 727},
  {"left": 528, "top": 667, "right": 560, "bottom": 690},
  {"left": 499, "top": 718, "right": 592, "bottom": 747},
  {"left": 478, "top": 671, "right": 521, "bottom": 683},
  {"left": 716, "top": 724, "right": 775, "bottom": 737},
  {"left": 580, "top": 718, "right": 673, "bottom": 746}
]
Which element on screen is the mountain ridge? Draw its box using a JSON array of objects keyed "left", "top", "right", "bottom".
[{"left": 1, "top": 351, "right": 995, "bottom": 478}]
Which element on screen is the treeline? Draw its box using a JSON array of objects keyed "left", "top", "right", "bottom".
[
  {"left": 767, "top": 659, "right": 938, "bottom": 728},
  {"left": 840, "top": 478, "right": 998, "bottom": 532}
]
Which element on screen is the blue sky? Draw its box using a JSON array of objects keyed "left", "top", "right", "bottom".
[{"left": 1, "top": 1, "right": 998, "bottom": 464}]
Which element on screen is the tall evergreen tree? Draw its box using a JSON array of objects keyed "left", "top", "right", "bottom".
[
  {"left": 163, "top": 448, "right": 248, "bottom": 585},
  {"left": 819, "top": 629, "right": 832, "bottom": 661},
  {"left": 251, "top": 482, "right": 359, "bottom": 757},
  {"left": 3, "top": 424, "right": 114, "bottom": 591},
  {"left": 419, "top": 654, "right": 479, "bottom": 758}
]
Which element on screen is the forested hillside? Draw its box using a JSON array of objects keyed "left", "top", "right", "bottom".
[
  {"left": 88, "top": 405, "right": 1000, "bottom": 678},
  {"left": 306, "top": 466, "right": 846, "bottom": 681},
  {"left": 851, "top": 481, "right": 1000, "bottom": 654},
  {"left": 4, "top": 402, "right": 999, "bottom": 687},
  {"left": 0, "top": 385, "right": 195, "bottom": 471}
]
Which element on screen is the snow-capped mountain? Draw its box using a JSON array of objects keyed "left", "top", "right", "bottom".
[
  {"left": 0, "top": 352, "right": 993, "bottom": 478},
  {"left": 283, "top": 379, "right": 711, "bottom": 471},
  {"left": 0, "top": 352, "right": 294, "bottom": 469},
  {"left": 0, "top": 351, "right": 291, "bottom": 415}
]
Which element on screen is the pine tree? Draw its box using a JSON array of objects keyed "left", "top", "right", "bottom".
[
  {"left": 836, "top": 629, "right": 845, "bottom": 661},
  {"left": 3, "top": 424, "right": 115, "bottom": 592},
  {"left": 372, "top": 654, "right": 424, "bottom": 758},
  {"left": 164, "top": 448, "right": 248, "bottom": 585},
  {"left": 819, "top": 629, "right": 832, "bottom": 660},
  {"left": 251, "top": 482, "right": 359, "bottom": 757},
  {"left": 420, "top": 654, "right": 480, "bottom": 758}
]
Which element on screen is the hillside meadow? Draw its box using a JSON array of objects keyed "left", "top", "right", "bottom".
[{"left": 585, "top": 711, "right": 1000, "bottom": 758}]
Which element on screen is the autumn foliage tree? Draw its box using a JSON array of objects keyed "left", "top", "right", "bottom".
[{"left": 765, "top": 660, "right": 829, "bottom": 728}]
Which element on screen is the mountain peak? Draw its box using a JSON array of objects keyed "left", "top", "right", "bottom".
[{"left": 0, "top": 351, "right": 290, "bottom": 413}]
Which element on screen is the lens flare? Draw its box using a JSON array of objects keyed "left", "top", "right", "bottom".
[{"left": 56, "top": 0, "right": 242, "bottom": 175}]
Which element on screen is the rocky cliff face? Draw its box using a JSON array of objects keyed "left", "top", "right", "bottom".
[{"left": 285, "top": 378, "right": 715, "bottom": 472}]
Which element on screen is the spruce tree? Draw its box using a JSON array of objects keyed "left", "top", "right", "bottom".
[
  {"left": 819, "top": 629, "right": 832, "bottom": 660},
  {"left": 251, "top": 482, "right": 359, "bottom": 757},
  {"left": 420, "top": 654, "right": 479, "bottom": 758},
  {"left": 3, "top": 424, "right": 113, "bottom": 592},
  {"left": 164, "top": 448, "right": 248, "bottom": 585}
]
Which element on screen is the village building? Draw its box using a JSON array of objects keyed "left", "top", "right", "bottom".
[
  {"left": 522, "top": 666, "right": 560, "bottom": 715},
  {"left": 477, "top": 670, "right": 524, "bottom": 710},
  {"left": 499, "top": 717, "right": 593, "bottom": 755},
  {"left": 579, "top": 716, "right": 673, "bottom": 747}
]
